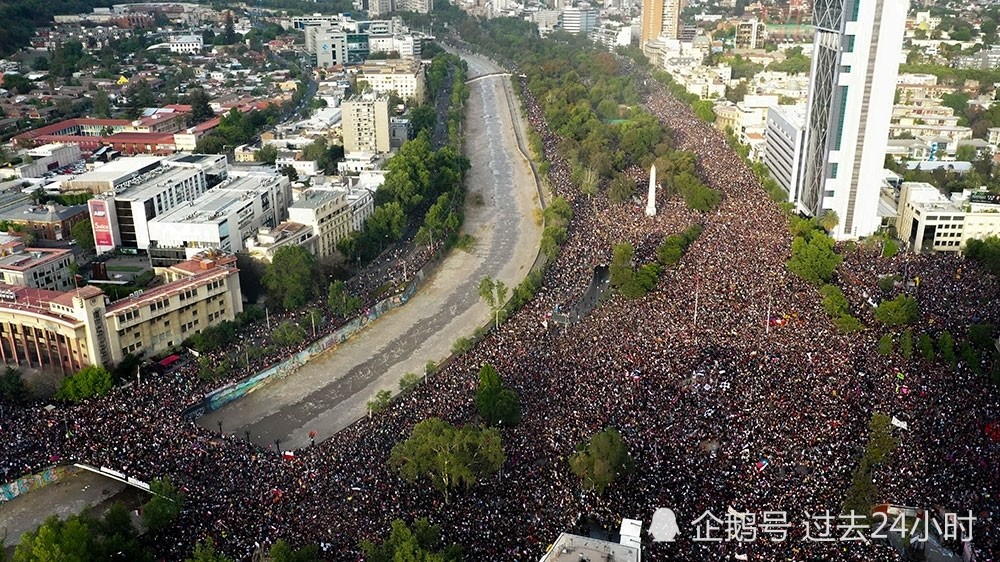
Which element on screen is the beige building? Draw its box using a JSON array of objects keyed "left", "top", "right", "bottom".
[
  {"left": 0, "top": 285, "right": 111, "bottom": 374},
  {"left": 0, "top": 251, "right": 244, "bottom": 373},
  {"left": 0, "top": 247, "right": 75, "bottom": 292},
  {"left": 246, "top": 221, "right": 317, "bottom": 262},
  {"left": 357, "top": 59, "right": 426, "bottom": 103},
  {"left": 104, "top": 252, "right": 243, "bottom": 361},
  {"left": 342, "top": 93, "right": 391, "bottom": 154},
  {"left": 641, "top": 0, "right": 681, "bottom": 44},
  {"left": 288, "top": 187, "right": 374, "bottom": 259},
  {"left": 896, "top": 183, "right": 1000, "bottom": 253}
]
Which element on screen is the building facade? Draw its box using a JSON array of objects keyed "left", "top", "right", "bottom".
[
  {"left": 357, "top": 59, "right": 427, "bottom": 103},
  {"left": 0, "top": 247, "right": 75, "bottom": 292},
  {"left": 0, "top": 285, "right": 110, "bottom": 374},
  {"left": 561, "top": 7, "right": 597, "bottom": 34},
  {"left": 641, "top": 0, "right": 681, "bottom": 44},
  {"left": 342, "top": 94, "right": 391, "bottom": 154},
  {"left": 0, "top": 203, "right": 89, "bottom": 241},
  {"left": 764, "top": 104, "right": 807, "bottom": 201},
  {"left": 104, "top": 252, "right": 243, "bottom": 361},
  {"left": 14, "top": 143, "right": 82, "bottom": 178},
  {"left": 801, "top": 0, "right": 909, "bottom": 239},
  {"left": 896, "top": 184, "right": 1000, "bottom": 253},
  {"left": 146, "top": 174, "right": 291, "bottom": 263},
  {"left": 288, "top": 186, "right": 374, "bottom": 260},
  {"left": 86, "top": 155, "right": 228, "bottom": 253}
]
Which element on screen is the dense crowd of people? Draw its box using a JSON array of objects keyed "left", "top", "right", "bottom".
[{"left": 1, "top": 56, "right": 999, "bottom": 562}]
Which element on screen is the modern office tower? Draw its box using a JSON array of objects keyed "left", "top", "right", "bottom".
[{"left": 800, "top": 0, "right": 909, "bottom": 239}]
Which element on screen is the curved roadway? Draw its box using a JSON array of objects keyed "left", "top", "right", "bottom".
[{"left": 198, "top": 52, "right": 542, "bottom": 449}]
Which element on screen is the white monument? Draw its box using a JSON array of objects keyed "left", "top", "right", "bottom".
[{"left": 645, "top": 164, "right": 657, "bottom": 217}]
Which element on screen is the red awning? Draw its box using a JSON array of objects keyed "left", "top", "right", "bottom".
[{"left": 158, "top": 354, "right": 180, "bottom": 367}]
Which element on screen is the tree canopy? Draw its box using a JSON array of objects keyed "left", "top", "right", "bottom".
[
  {"left": 569, "top": 427, "right": 633, "bottom": 494},
  {"left": 389, "top": 417, "right": 504, "bottom": 503},
  {"left": 360, "top": 518, "right": 462, "bottom": 562},
  {"left": 874, "top": 295, "right": 919, "bottom": 327},
  {"left": 264, "top": 245, "right": 320, "bottom": 310},
  {"left": 13, "top": 503, "right": 152, "bottom": 562},
  {"left": 55, "top": 365, "right": 113, "bottom": 403},
  {"left": 142, "top": 478, "right": 185, "bottom": 533},
  {"left": 965, "top": 235, "right": 1000, "bottom": 277},
  {"left": 787, "top": 220, "right": 842, "bottom": 286},
  {"left": 70, "top": 219, "right": 95, "bottom": 251},
  {"left": 475, "top": 363, "right": 521, "bottom": 427}
]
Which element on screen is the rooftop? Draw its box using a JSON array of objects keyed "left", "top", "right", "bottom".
[
  {"left": 290, "top": 187, "right": 347, "bottom": 210},
  {"left": 0, "top": 248, "right": 72, "bottom": 271},
  {"left": 539, "top": 533, "right": 639, "bottom": 562},
  {"left": 70, "top": 156, "right": 164, "bottom": 186},
  {"left": 0, "top": 203, "right": 88, "bottom": 223},
  {"left": 149, "top": 175, "right": 286, "bottom": 225}
]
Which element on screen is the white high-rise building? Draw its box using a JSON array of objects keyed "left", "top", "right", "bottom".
[
  {"left": 800, "top": 0, "right": 909, "bottom": 239},
  {"left": 561, "top": 7, "right": 598, "bottom": 34}
]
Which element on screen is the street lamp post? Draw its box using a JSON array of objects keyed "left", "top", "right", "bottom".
[
  {"left": 245, "top": 430, "right": 251, "bottom": 441},
  {"left": 275, "top": 439, "right": 281, "bottom": 453},
  {"left": 217, "top": 420, "right": 223, "bottom": 434}
]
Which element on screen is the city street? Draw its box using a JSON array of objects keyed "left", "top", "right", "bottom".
[{"left": 199, "top": 52, "right": 543, "bottom": 450}]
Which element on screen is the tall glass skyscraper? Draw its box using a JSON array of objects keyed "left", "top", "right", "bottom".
[{"left": 801, "top": 0, "right": 909, "bottom": 239}]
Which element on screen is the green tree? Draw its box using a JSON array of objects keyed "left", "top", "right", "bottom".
[
  {"left": 91, "top": 90, "right": 111, "bottom": 119},
  {"left": 367, "top": 389, "right": 392, "bottom": 413},
  {"left": 788, "top": 231, "right": 842, "bottom": 286},
  {"left": 399, "top": 372, "right": 422, "bottom": 392},
  {"left": 938, "top": 331, "right": 956, "bottom": 366},
  {"left": 474, "top": 363, "right": 521, "bottom": 427},
  {"left": 0, "top": 366, "right": 29, "bottom": 404},
  {"left": 569, "top": 427, "right": 633, "bottom": 494},
  {"left": 255, "top": 144, "right": 278, "bottom": 165},
  {"left": 142, "top": 478, "right": 184, "bottom": 533},
  {"left": 186, "top": 88, "right": 214, "bottom": 124},
  {"left": 409, "top": 105, "right": 437, "bottom": 137},
  {"left": 919, "top": 333, "right": 935, "bottom": 361},
  {"left": 819, "top": 284, "right": 849, "bottom": 317},
  {"left": 964, "top": 236, "right": 1000, "bottom": 277},
  {"left": 968, "top": 323, "right": 996, "bottom": 351},
  {"left": 327, "top": 280, "right": 362, "bottom": 317},
  {"left": 901, "top": 329, "right": 914, "bottom": 359},
  {"left": 14, "top": 515, "right": 95, "bottom": 562},
  {"left": 264, "top": 245, "right": 320, "bottom": 310},
  {"left": 878, "top": 334, "right": 894, "bottom": 356},
  {"left": 818, "top": 209, "right": 839, "bottom": 233},
  {"left": 874, "top": 295, "right": 919, "bottom": 326},
  {"left": 2, "top": 73, "right": 34, "bottom": 95},
  {"left": 70, "top": 219, "right": 95, "bottom": 251},
  {"left": 186, "top": 538, "right": 232, "bottom": 562},
  {"left": 272, "top": 320, "right": 307, "bottom": 346},
  {"left": 55, "top": 365, "right": 113, "bottom": 403},
  {"left": 478, "top": 276, "right": 509, "bottom": 330},
  {"left": 609, "top": 242, "right": 635, "bottom": 289},
  {"left": 389, "top": 417, "right": 504, "bottom": 504},
  {"left": 608, "top": 174, "right": 636, "bottom": 204},
  {"left": 268, "top": 540, "right": 320, "bottom": 562},
  {"left": 360, "top": 518, "right": 462, "bottom": 562}
]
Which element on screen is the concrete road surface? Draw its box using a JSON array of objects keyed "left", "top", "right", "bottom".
[{"left": 199, "top": 52, "right": 542, "bottom": 450}]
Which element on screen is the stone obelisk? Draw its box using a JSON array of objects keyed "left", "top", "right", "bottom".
[{"left": 645, "top": 164, "right": 657, "bottom": 217}]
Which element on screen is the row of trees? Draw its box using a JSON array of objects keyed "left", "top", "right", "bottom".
[
  {"left": 12, "top": 477, "right": 183, "bottom": 562},
  {"left": 608, "top": 224, "right": 704, "bottom": 300}
]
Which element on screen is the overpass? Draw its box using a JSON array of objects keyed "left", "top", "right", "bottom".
[{"left": 465, "top": 72, "right": 524, "bottom": 84}]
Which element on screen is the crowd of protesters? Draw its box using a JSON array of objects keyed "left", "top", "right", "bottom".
[{"left": 1, "top": 60, "right": 998, "bottom": 562}]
